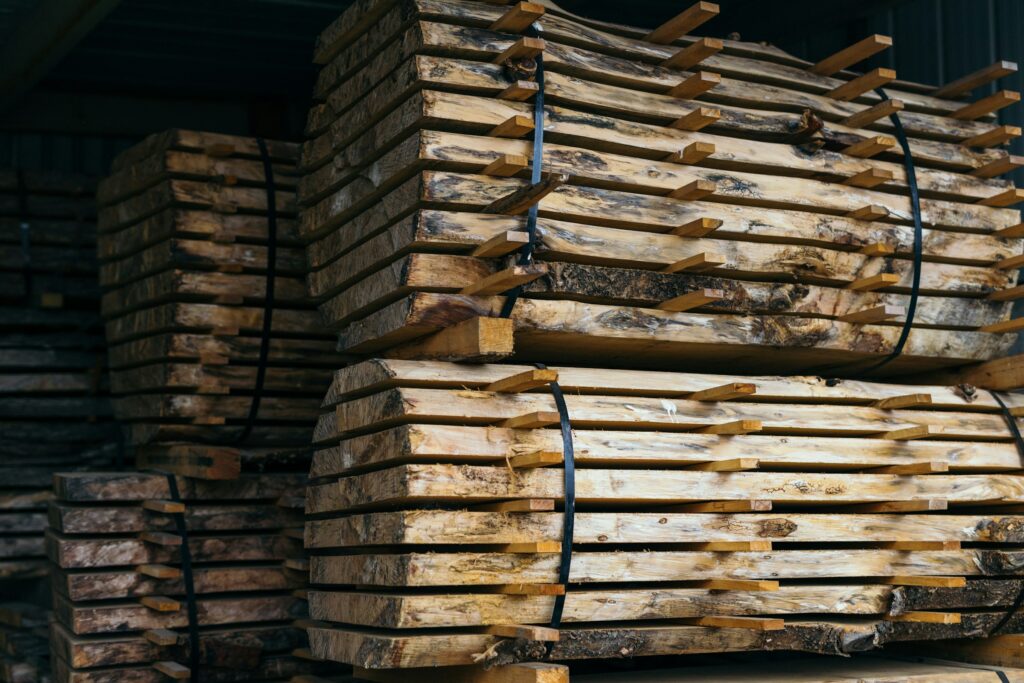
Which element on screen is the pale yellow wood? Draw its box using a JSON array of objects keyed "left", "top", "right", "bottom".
[
  {"left": 869, "top": 461, "right": 948, "bottom": 475},
  {"left": 880, "top": 541, "right": 961, "bottom": 551},
  {"left": 858, "top": 243, "right": 896, "bottom": 256},
  {"left": 356, "top": 663, "right": 569, "bottom": 683},
  {"left": 460, "top": 265, "right": 547, "bottom": 296},
  {"left": 474, "top": 499, "right": 556, "bottom": 512},
  {"left": 143, "top": 629, "right": 180, "bottom": 646},
  {"left": 497, "top": 541, "right": 561, "bottom": 553},
  {"left": 880, "top": 425, "right": 944, "bottom": 440},
  {"left": 139, "top": 531, "right": 181, "bottom": 546},
  {"left": 846, "top": 205, "right": 889, "bottom": 221},
  {"left": 972, "top": 154, "right": 1024, "bottom": 178},
  {"left": 881, "top": 576, "right": 966, "bottom": 587},
  {"left": 809, "top": 35, "right": 893, "bottom": 76},
  {"left": 665, "top": 500, "right": 772, "bottom": 512},
  {"left": 501, "top": 411, "right": 561, "bottom": 429},
  {"left": 386, "top": 316, "right": 515, "bottom": 363},
  {"left": 486, "top": 369, "right": 559, "bottom": 393},
  {"left": 686, "top": 458, "right": 759, "bottom": 472},
  {"left": 964, "top": 125, "right": 1021, "bottom": 147},
  {"left": 842, "top": 135, "right": 896, "bottom": 158},
  {"left": 489, "top": 115, "right": 534, "bottom": 138},
  {"left": 872, "top": 394, "right": 933, "bottom": 409},
  {"left": 141, "top": 500, "right": 186, "bottom": 514},
  {"left": 140, "top": 595, "right": 181, "bottom": 612},
  {"left": 498, "top": 80, "right": 540, "bottom": 101},
  {"left": 841, "top": 499, "right": 947, "bottom": 513},
  {"left": 484, "top": 584, "right": 566, "bottom": 595},
  {"left": 665, "top": 140, "right": 715, "bottom": 164},
  {"left": 680, "top": 615, "right": 784, "bottom": 630},
  {"left": 135, "top": 564, "right": 182, "bottom": 580},
  {"left": 688, "top": 541, "right": 771, "bottom": 552},
  {"left": 828, "top": 68, "right": 897, "bottom": 101},
  {"left": 886, "top": 611, "right": 961, "bottom": 624},
  {"left": 990, "top": 284, "right": 1024, "bottom": 302},
  {"left": 507, "top": 451, "right": 564, "bottom": 468},
  {"left": 484, "top": 624, "right": 560, "bottom": 641},
  {"left": 689, "top": 382, "right": 756, "bottom": 401},
  {"left": 662, "top": 252, "right": 724, "bottom": 273},
  {"left": 844, "top": 168, "right": 894, "bottom": 188},
  {"left": 694, "top": 579, "right": 779, "bottom": 591}
]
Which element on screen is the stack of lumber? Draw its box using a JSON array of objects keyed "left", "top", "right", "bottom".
[
  {"left": 305, "top": 359, "right": 1024, "bottom": 673},
  {"left": 0, "top": 170, "right": 116, "bottom": 584},
  {"left": 0, "top": 603, "right": 50, "bottom": 683},
  {"left": 96, "top": 130, "right": 347, "bottom": 478},
  {"left": 298, "top": 0, "right": 1024, "bottom": 377},
  {"left": 46, "top": 471, "right": 331, "bottom": 683}
]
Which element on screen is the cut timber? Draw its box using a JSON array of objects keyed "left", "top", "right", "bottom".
[
  {"left": 665, "top": 141, "right": 715, "bottom": 165},
  {"left": 486, "top": 369, "right": 559, "bottom": 393},
  {"left": 387, "top": 316, "right": 515, "bottom": 362},
  {"left": 934, "top": 60, "right": 1019, "bottom": 98},
  {"left": 484, "top": 624, "right": 560, "bottom": 641},
  {"left": 482, "top": 154, "right": 528, "bottom": 177},
  {"left": 848, "top": 273, "right": 899, "bottom": 291},
  {"left": 663, "top": 38, "right": 723, "bottom": 71},
  {"left": 489, "top": 115, "right": 535, "bottom": 138},
  {"left": 498, "top": 80, "right": 540, "bottom": 101},
  {"left": 809, "top": 35, "right": 893, "bottom": 76},
  {"left": 842, "top": 136, "right": 896, "bottom": 158},
  {"left": 471, "top": 230, "right": 530, "bottom": 257},
  {"left": 657, "top": 288, "right": 724, "bottom": 312},
  {"left": 482, "top": 174, "right": 567, "bottom": 214},
  {"left": 841, "top": 99, "right": 904, "bottom": 128},
  {"left": 827, "top": 68, "right": 897, "bottom": 101},
  {"left": 838, "top": 305, "right": 903, "bottom": 324},
  {"left": 671, "top": 107, "right": 720, "bottom": 130},
  {"left": 492, "top": 36, "right": 545, "bottom": 64},
  {"left": 952, "top": 90, "right": 1021, "bottom": 120},
  {"left": 667, "top": 71, "right": 721, "bottom": 99},
  {"left": 886, "top": 611, "right": 961, "bottom": 624},
  {"left": 980, "top": 317, "right": 1024, "bottom": 334},
  {"left": 978, "top": 188, "right": 1024, "bottom": 207},
  {"left": 972, "top": 155, "right": 1024, "bottom": 178},
  {"left": 680, "top": 615, "right": 784, "bottom": 630},
  {"left": 644, "top": 1, "right": 719, "bottom": 44},
  {"left": 488, "top": 2, "right": 544, "bottom": 33},
  {"left": 460, "top": 265, "right": 547, "bottom": 296},
  {"left": 964, "top": 125, "right": 1021, "bottom": 148},
  {"left": 948, "top": 354, "right": 1024, "bottom": 391},
  {"left": 844, "top": 168, "right": 894, "bottom": 188}
]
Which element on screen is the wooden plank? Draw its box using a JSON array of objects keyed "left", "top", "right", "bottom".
[
  {"left": 934, "top": 60, "right": 1019, "bottom": 98},
  {"left": 809, "top": 35, "right": 893, "bottom": 76},
  {"left": 644, "top": 2, "right": 719, "bottom": 44}
]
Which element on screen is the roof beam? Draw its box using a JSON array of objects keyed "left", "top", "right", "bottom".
[{"left": 0, "top": 0, "right": 123, "bottom": 113}]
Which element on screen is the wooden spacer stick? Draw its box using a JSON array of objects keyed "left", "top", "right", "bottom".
[
  {"left": 844, "top": 168, "right": 894, "bottom": 188},
  {"left": 460, "top": 264, "right": 547, "bottom": 296},
  {"left": 667, "top": 71, "right": 721, "bottom": 99},
  {"left": 489, "top": 115, "right": 534, "bottom": 139},
  {"left": 687, "top": 540, "right": 772, "bottom": 552},
  {"left": 135, "top": 564, "right": 182, "bottom": 580},
  {"left": 680, "top": 615, "right": 785, "bottom": 630},
  {"left": 483, "top": 153, "right": 529, "bottom": 177},
  {"left": 935, "top": 60, "right": 1019, "bottom": 99},
  {"left": 695, "top": 579, "right": 780, "bottom": 591},
  {"left": 662, "top": 252, "right": 725, "bottom": 273},
  {"left": 995, "top": 253, "right": 1024, "bottom": 270},
  {"left": 489, "top": 2, "right": 545, "bottom": 33},
  {"left": 142, "top": 500, "right": 186, "bottom": 514},
  {"left": 879, "top": 541, "right": 961, "bottom": 551},
  {"left": 847, "top": 273, "right": 899, "bottom": 291},
  {"left": 809, "top": 35, "right": 893, "bottom": 76},
  {"left": 140, "top": 596, "right": 181, "bottom": 612},
  {"left": 668, "top": 500, "right": 772, "bottom": 512},
  {"left": 885, "top": 611, "right": 961, "bottom": 624},
  {"left": 838, "top": 305, "right": 904, "bottom": 324},
  {"left": 665, "top": 141, "right": 715, "bottom": 164},
  {"left": 139, "top": 531, "right": 182, "bottom": 546},
  {"left": 994, "top": 222, "right": 1024, "bottom": 238},
  {"left": 687, "top": 457, "right": 760, "bottom": 471},
  {"left": 977, "top": 188, "right": 1024, "bottom": 207},
  {"left": 879, "top": 425, "right": 945, "bottom": 441},
  {"left": 989, "top": 285, "right": 1024, "bottom": 302},
  {"left": 963, "top": 125, "right": 1021, "bottom": 148},
  {"left": 143, "top": 629, "right": 180, "bottom": 646},
  {"left": 869, "top": 461, "right": 949, "bottom": 475},
  {"left": 662, "top": 37, "right": 723, "bottom": 70},
  {"left": 668, "top": 179, "right": 716, "bottom": 200},
  {"left": 498, "top": 80, "right": 540, "bottom": 101},
  {"left": 153, "top": 662, "right": 190, "bottom": 680},
  {"left": 842, "top": 135, "right": 896, "bottom": 158},
  {"left": 485, "top": 624, "right": 561, "bottom": 641},
  {"left": 501, "top": 411, "right": 561, "bottom": 429},
  {"left": 487, "top": 368, "right": 559, "bottom": 393},
  {"left": 690, "top": 382, "right": 756, "bottom": 401},
  {"left": 507, "top": 451, "right": 564, "bottom": 469},
  {"left": 483, "top": 174, "right": 567, "bottom": 214},
  {"left": 840, "top": 499, "right": 947, "bottom": 513},
  {"left": 972, "top": 154, "right": 1024, "bottom": 178},
  {"left": 497, "top": 541, "right": 562, "bottom": 553},
  {"left": 952, "top": 90, "right": 1021, "bottom": 120},
  {"left": 981, "top": 317, "right": 1024, "bottom": 334},
  {"left": 846, "top": 205, "right": 889, "bottom": 221},
  {"left": 840, "top": 99, "right": 904, "bottom": 128},
  {"left": 387, "top": 316, "right": 515, "bottom": 363},
  {"left": 472, "top": 231, "right": 530, "bottom": 258},
  {"left": 493, "top": 36, "right": 545, "bottom": 64},
  {"left": 698, "top": 420, "right": 763, "bottom": 436},
  {"left": 657, "top": 288, "right": 724, "bottom": 313},
  {"left": 645, "top": 1, "right": 720, "bottom": 44},
  {"left": 671, "top": 217, "right": 722, "bottom": 237},
  {"left": 827, "top": 68, "right": 897, "bottom": 101},
  {"left": 872, "top": 393, "right": 933, "bottom": 409},
  {"left": 474, "top": 499, "right": 556, "bottom": 512},
  {"left": 881, "top": 576, "right": 966, "bottom": 588},
  {"left": 483, "top": 584, "right": 566, "bottom": 596},
  {"left": 859, "top": 243, "right": 896, "bottom": 256},
  {"left": 671, "top": 106, "right": 720, "bottom": 131}
]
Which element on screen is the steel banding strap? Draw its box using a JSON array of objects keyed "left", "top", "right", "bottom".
[
  {"left": 988, "top": 390, "right": 1024, "bottom": 637},
  {"left": 162, "top": 473, "right": 201, "bottom": 676}
]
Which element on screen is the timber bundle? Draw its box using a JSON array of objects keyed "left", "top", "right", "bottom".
[
  {"left": 299, "top": 0, "right": 1024, "bottom": 376},
  {"left": 0, "top": 170, "right": 115, "bottom": 584},
  {"left": 46, "top": 471, "right": 322, "bottom": 683},
  {"left": 305, "top": 359, "right": 1024, "bottom": 669},
  {"left": 0, "top": 603, "right": 50, "bottom": 683},
  {"left": 295, "top": 0, "right": 1024, "bottom": 679},
  {"left": 95, "top": 130, "right": 347, "bottom": 479}
]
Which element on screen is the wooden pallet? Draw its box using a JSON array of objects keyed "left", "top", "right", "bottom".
[
  {"left": 295, "top": 0, "right": 1023, "bottom": 376},
  {"left": 46, "top": 471, "right": 324, "bottom": 683},
  {"left": 95, "top": 130, "right": 348, "bottom": 478}
]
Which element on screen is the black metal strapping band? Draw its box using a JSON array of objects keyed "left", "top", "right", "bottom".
[
  {"left": 233, "top": 138, "right": 279, "bottom": 444},
  {"left": 499, "top": 43, "right": 546, "bottom": 319},
  {"left": 16, "top": 171, "right": 33, "bottom": 304},
  {"left": 839, "top": 87, "right": 924, "bottom": 377},
  {"left": 162, "top": 473, "right": 201, "bottom": 677},
  {"left": 533, "top": 361, "right": 575, "bottom": 629},
  {"left": 987, "top": 390, "right": 1024, "bottom": 637}
]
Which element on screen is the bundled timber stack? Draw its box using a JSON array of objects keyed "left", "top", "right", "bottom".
[
  {"left": 298, "top": 0, "right": 1024, "bottom": 377},
  {"left": 0, "top": 603, "right": 50, "bottom": 683},
  {"left": 305, "top": 359, "right": 1024, "bottom": 675},
  {"left": 96, "top": 130, "right": 347, "bottom": 479},
  {"left": 46, "top": 471, "right": 333, "bottom": 683},
  {"left": 0, "top": 170, "right": 115, "bottom": 585}
]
